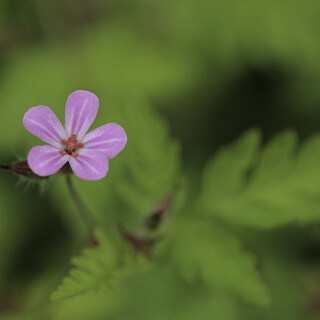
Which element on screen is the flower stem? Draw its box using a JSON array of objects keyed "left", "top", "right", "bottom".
[{"left": 65, "top": 172, "right": 97, "bottom": 238}]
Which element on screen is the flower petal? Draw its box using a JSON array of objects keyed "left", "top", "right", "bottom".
[
  {"left": 81, "top": 123, "right": 127, "bottom": 159},
  {"left": 23, "top": 106, "right": 67, "bottom": 148},
  {"left": 69, "top": 149, "right": 109, "bottom": 181},
  {"left": 65, "top": 90, "right": 99, "bottom": 141},
  {"left": 28, "top": 145, "right": 70, "bottom": 177}
]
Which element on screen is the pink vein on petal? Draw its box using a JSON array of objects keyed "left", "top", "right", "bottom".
[
  {"left": 28, "top": 145, "right": 70, "bottom": 177},
  {"left": 65, "top": 90, "right": 99, "bottom": 141},
  {"left": 69, "top": 149, "right": 109, "bottom": 180},
  {"left": 82, "top": 123, "right": 127, "bottom": 158},
  {"left": 23, "top": 106, "right": 67, "bottom": 148}
]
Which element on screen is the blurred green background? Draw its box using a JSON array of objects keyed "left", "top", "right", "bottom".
[{"left": 3, "top": 0, "right": 320, "bottom": 319}]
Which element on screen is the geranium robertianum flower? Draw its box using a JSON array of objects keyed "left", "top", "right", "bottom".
[{"left": 23, "top": 90, "right": 127, "bottom": 181}]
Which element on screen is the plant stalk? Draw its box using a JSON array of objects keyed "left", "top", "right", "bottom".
[{"left": 65, "top": 172, "right": 96, "bottom": 237}]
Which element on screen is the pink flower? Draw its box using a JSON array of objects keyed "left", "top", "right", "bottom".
[{"left": 23, "top": 90, "right": 127, "bottom": 181}]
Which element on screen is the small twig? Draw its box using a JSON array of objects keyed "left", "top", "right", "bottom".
[
  {"left": 65, "top": 170, "right": 97, "bottom": 239},
  {"left": 118, "top": 224, "right": 158, "bottom": 259},
  {"left": 119, "top": 184, "right": 181, "bottom": 257},
  {"left": 0, "top": 161, "right": 47, "bottom": 179},
  {"left": 146, "top": 194, "right": 174, "bottom": 231}
]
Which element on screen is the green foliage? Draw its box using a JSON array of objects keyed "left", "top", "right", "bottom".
[
  {"left": 51, "top": 229, "right": 123, "bottom": 301},
  {"left": 0, "top": 172, "right": 53, "bottom": 289},
  {"left": 52, "top": 288, "right": 120, "bottom": 320},
  {"left": 154, "top": 0, "right": 320, "bottom": 112},
  {"left": 157, "top": 217, "right": 269, "bottom": 306},
  {"left": 105, "top": 92, "right": 180, "bottom": 225},
  {"left": 201, "top": 130, "right": 320, "bottom": 228},
  {"left": 51, "top": 266, "right": 239, "bottom": 320},
  {"left": 201, "top": 129, "right": 261, "bottom": 207},
  {"left": 239, "top": 228, "right": 308, "bottom": 320},
  {"left": 3, "top": 0, "right": 320, "bottom": 319},
  {"left": 109, "top": 266, "right": 239, "bottom": 320}
]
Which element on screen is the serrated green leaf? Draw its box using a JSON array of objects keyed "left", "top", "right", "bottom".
[
  {"left": 157, "top": 218, "right": 270, "bottom": 306},
  {"left": 50, "top": 229, "right": 119, "bottom": 301},
  {"left": 249, "top": 130, "right": 297, "bottom": 186},
  {"left": 201, "top": 130, "right": 320, "bottom": 228},
  {"left": 201, "top": 129, "right": 261, "bottom": 204}
]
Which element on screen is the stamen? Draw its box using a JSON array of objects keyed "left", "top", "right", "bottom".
[{"left": 61, "top": 134, "right": 83, "bottom": 157}]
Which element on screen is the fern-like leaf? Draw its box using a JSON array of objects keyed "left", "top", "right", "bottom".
[
  {"left": 51, "top": 229, "right": 119, "bottom": 301},
  {"left": 157, "top": 217, "right": 269, "bottom": 306},
  {"left": 201, "top": 129, "right": 320, "bottom": 228}
]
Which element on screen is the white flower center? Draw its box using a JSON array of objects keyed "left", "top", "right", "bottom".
[{"left": 60, "top": 134, "right": 84, "bottom": 158}]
